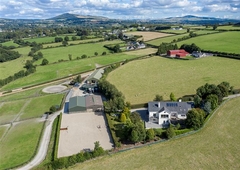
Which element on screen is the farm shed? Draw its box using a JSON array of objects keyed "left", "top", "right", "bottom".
[
  {"left": 68, "top": 95, "right": 103, "bottom": 113},
  {"left": 86, "top": 68, "right": 104, "bottom": 84},
  {"left": 69, "top": 96, "right": 86, "bottom": 113},
  {"left": 167, "top": 49, "right": 189, "bottom": 57}
]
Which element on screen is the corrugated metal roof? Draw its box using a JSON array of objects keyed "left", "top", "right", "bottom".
[{"left": 87, "top": 68, "right": 104, "bottom": 81}]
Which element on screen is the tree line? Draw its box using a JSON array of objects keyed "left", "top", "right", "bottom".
[
  {"left": 186, "top": 81, "right": 233, "bottom": 130},
  {"left": 0, "top": 47, "right": 21, "bottom": 63}
]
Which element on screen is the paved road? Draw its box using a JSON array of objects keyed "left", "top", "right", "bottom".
[{"left": 17, "top": 110, "right": 62, "bottom": 170}]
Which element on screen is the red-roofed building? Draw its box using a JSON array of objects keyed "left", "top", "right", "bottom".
[{"left": 167, "top": 49, "right": 189, "bottom": 58}]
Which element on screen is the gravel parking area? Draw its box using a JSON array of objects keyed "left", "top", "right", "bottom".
[{"left": 58, "top": 112, "right": 113, "bottom": 158}]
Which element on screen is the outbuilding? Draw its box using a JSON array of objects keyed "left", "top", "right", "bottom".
[{"left": 68, "top": 95, "right": 103, "bottom": 113}]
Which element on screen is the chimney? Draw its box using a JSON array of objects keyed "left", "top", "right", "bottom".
[{"left": 158, "top": 102, "right": 160, "bottom": 108}]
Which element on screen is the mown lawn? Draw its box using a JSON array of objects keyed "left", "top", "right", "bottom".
[
  {"left": 69, "top": 97, "right": 240, "bottom": 170},
  {"left": 1, "top": 49, "right": 150, "bottom": 90},
  {"left": 0, "top": 56, "right": 31, "bottom": 79},
  {"left": 0, "top": 120, "right": 44, "bottom": 170},
  {"left": 20, "top": 94, "right": 63, "bottom": 120},
  {"left": 146, "top": 33, "right": 188, "bottom": 46},
  {"left": 107, "top": 56, "right": 240, "bottom": 104},
  {"left": 177, "top": 31, "right": 240, "bottom": 54},
  {"left": 0, "top": 99, "right": 26, "bottom": 124}
]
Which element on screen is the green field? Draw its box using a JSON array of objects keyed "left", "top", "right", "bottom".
[
  {"left": 0, "top": 56, "right": 31, "bottom": 79},
  {"left": 0, "top": 100, "right": 26, "bottom": 124},
  {"left": 1, "top": 48, "right": 153, "bottom": 90},
  {"left": 0, "top": 120, "right": 44, "bottom": 170},
  {"left": 42, "top": 38, "right": 103, "bottom": 48},
  {"left": 13, "top": 46, "right": 32, "bottom": 56},
  {"left": 107, "top": 56, "right": 240, "bottom": 104},
  {"left": 217, "top": 25, "right": 240, "bottom": 30},
  {"left": 0, "top": 126, "right": 8, "bottom": 139},
  {"left": 35, "top": 40, "right": 124, "bottom": 65},
  {"left": 192, "top": 30, "right": 219, "bottom": 35},
  {"left": 70, "top": 97, "right": 240, "bottom": 170},
  {"left": 23, "top": 35, "right": 75, "bottom": 44},
  {"left": 146, "top": 34, "right": 188, "bottom": 46},
  {"left": 20, "top": 94, "right": 63, "bottom": 120},
  {"left": 0, "top": 82, "right": 62, "bottom": 102},
  {"left": 177, "top": 31, "right": 240, "bottom": 54},
  {"left": 1, "top": 41, "right": 19, "bottom": 47}
]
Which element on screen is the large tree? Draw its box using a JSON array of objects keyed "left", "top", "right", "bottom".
[
  {"left": 186, "top": 108, "right": 205, "bottom": 130},
  {"left": 165, "top": 124, "right": 176, "bottom": 139}
]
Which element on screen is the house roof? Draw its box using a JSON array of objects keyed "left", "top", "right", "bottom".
[
  {"left": 85, "top": 95, "right": 103, "bottom": 107},
  {"left": 87, "top": 68, "right": 104, "bottom": 82},
  {"left": 148, "top": 101, "right": 193, "bottom": 115}
]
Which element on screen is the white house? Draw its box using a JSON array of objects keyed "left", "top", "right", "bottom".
[{"left": 148, "top": 101, "right": 193, "bottom": 127}]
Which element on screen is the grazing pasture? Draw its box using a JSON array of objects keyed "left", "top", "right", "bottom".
[
  {"left": 69, "top": 97, "right": 240, "bottom": 170},
  {"left": 0, "top": 120, "right": 44, "bottom": 170},
  {"left": 192, "top": 30, "right": 219, "bottom": 35},
  {"left": 177, "top": 31, "right": 240, "bottom": 54},
  {"left": 1, "top": 41, "right": 19, "bottom": 47},
  {"left": 216, "top": 25, "right": 240, "bottom": 30},
  {"left": 35, "top": 40, "right": 124, "bottom": 64},
  {"left": 147, "top": 33, "right": 188, "bottom": 46},
  {"left": 125, "top": 31, "right": 173, "bottom": 41},
  {"left": 1, "top": 49, "right": 151, "bottom": 90},
  {"left": 0, "top": 126, "right": 8, "bottom": 139},
  {"left": 107, "top": 56, "right": 240, "bottom": 104},
  {"left": 0, "top": 56, "right": 31, "bottom": 79},
  {"left": 13, "top": 46, "right": 32, "bottom": 56},
  {"left": 20, "top": 94, "right": 63, "bottom": 120},
  {"left": 42, "top": 38, "right": 103, "bottom": 48},
  {"left": 0, "top": 99, "right": 26, "bottom": 124}
]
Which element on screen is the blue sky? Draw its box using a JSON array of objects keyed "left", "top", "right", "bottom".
[{"left": 0, "top": 0, "right": 239, "bottom": 19}]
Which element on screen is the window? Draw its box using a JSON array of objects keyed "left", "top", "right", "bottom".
[{"left": 161, "top": 114, "right": 169, "bottom": 118}]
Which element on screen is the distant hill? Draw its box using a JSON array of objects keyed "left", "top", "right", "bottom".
[
  {"left": 48, "top": 13, "right": 109, "bottom": 21},
  {"left": 159, "top": 15, "right": 239, "bottom": 24}
]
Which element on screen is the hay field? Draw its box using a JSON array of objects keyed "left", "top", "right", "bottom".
[
  {"left": 147, "top": 33, "right": 188, "bottom": 46},
  {"left": 125, "top": 31, "right": 173, "bottom": 41},
  {"left": 107, "top": 56, "right": 240, "bottom": 104},
  {"left": 69, "top": 97, "right": 240, "bottom": 170},
  {"left": 177, "top": 31, "right": 240, "bottom": 54}
]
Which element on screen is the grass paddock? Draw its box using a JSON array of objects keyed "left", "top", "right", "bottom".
[{"left": 0, "top": 120, "right": 44, "bottom": 170}]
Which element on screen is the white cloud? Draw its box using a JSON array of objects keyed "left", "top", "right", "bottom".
[
  {"left": 0, "top": 0, "right": 239, "bottom": 19},
  {"left": 0, "top": 5, "right": 7, "bottom": 11}
]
